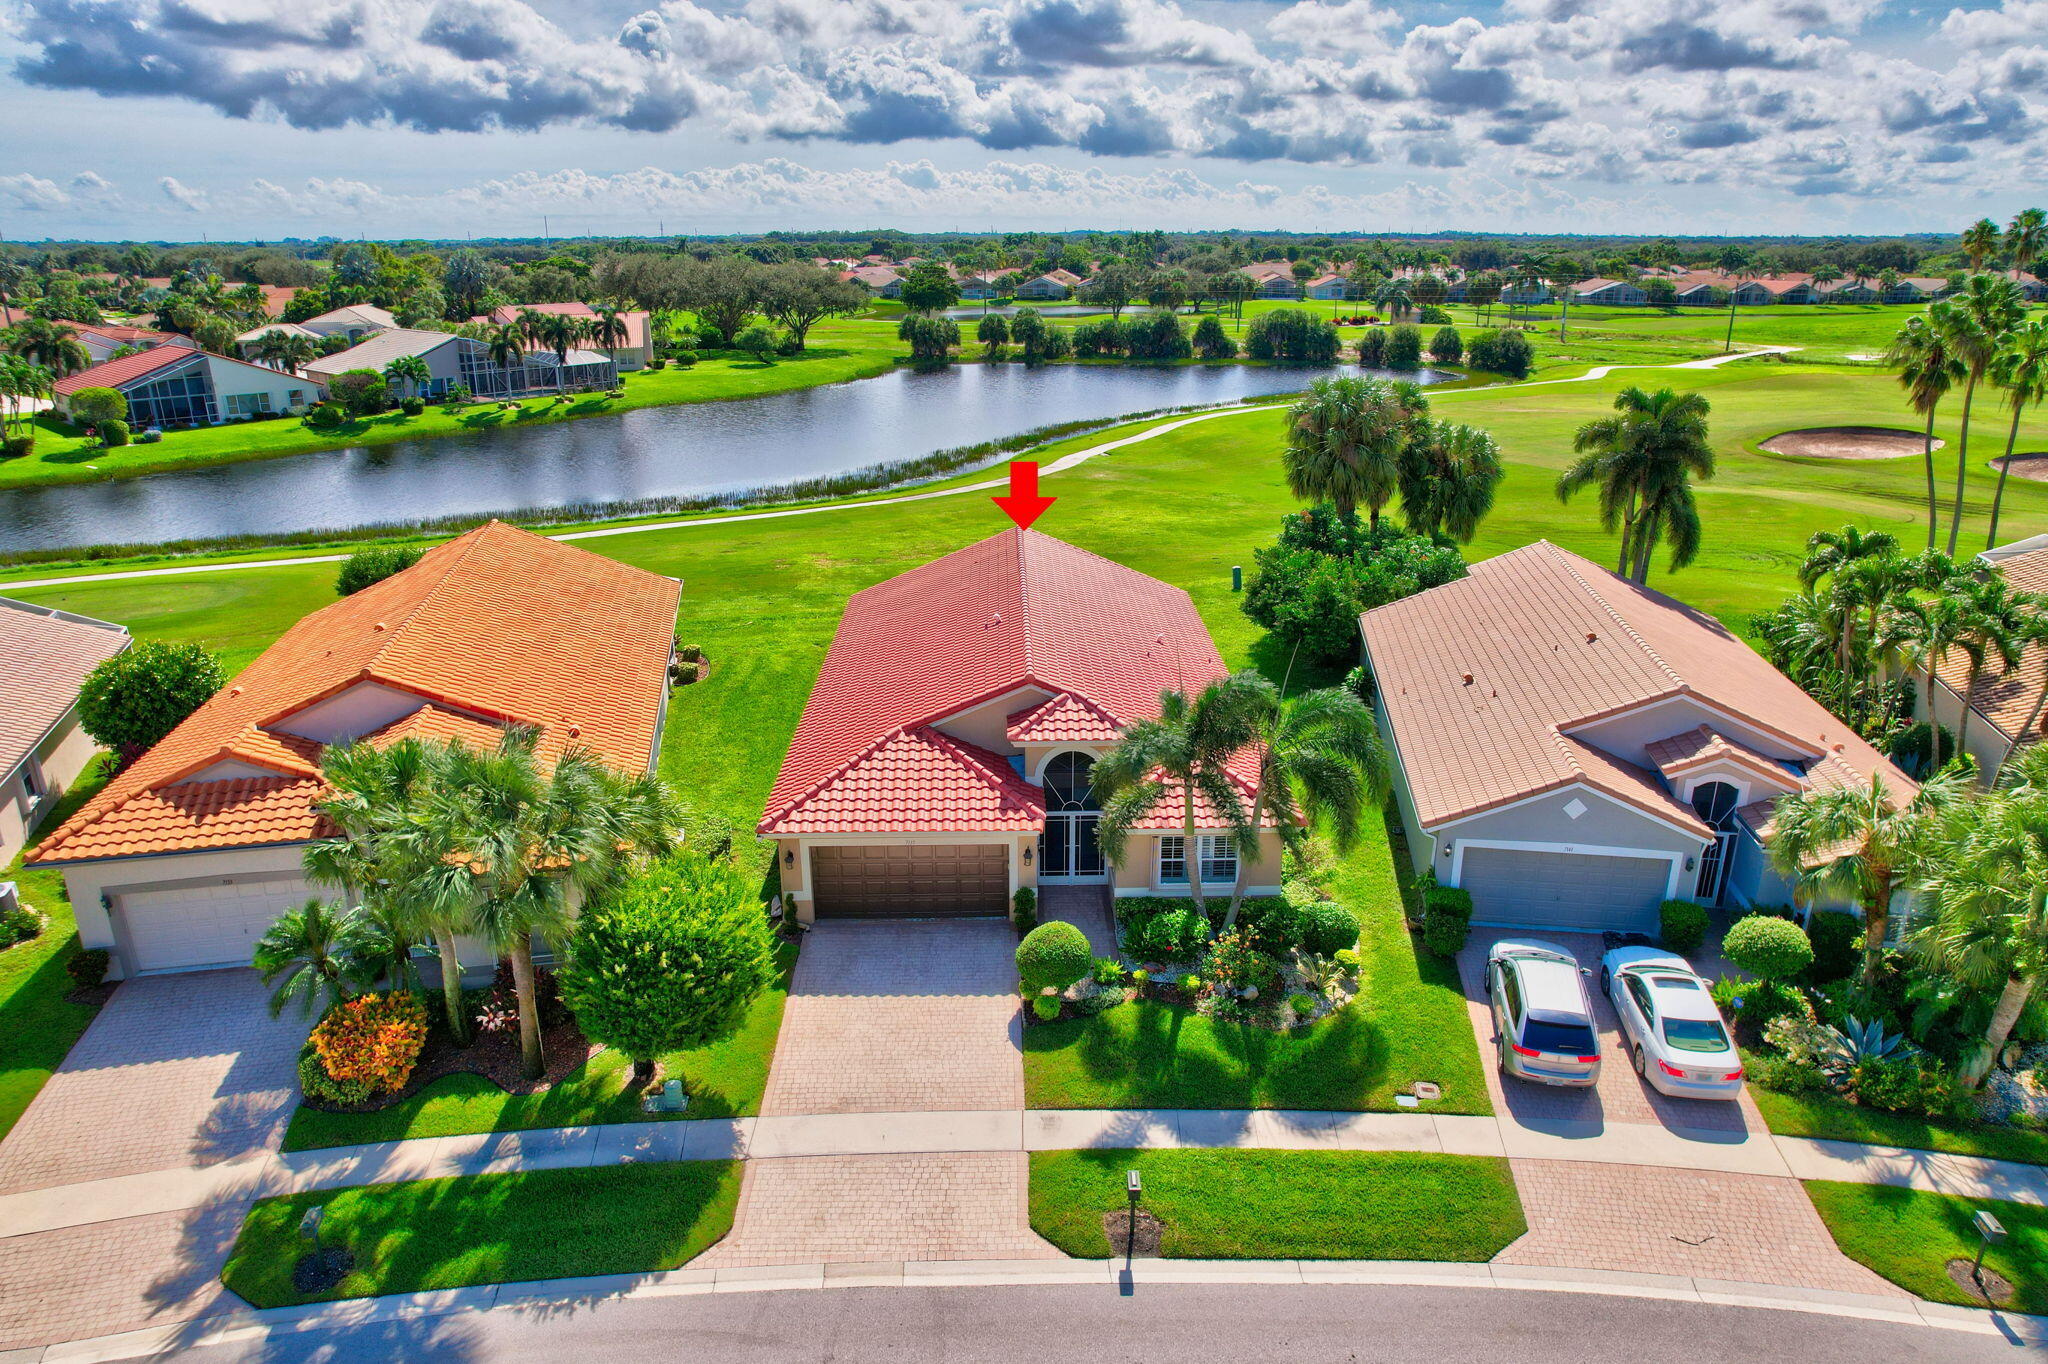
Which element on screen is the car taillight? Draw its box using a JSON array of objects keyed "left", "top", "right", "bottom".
[
  {"left": 1511, "top": 1044, "right": 1540, "bottom": 1058},
  {"left": 1575, "top": 1055, "right": 1601, "bottom": 1064},
  {"left": 1722, "top": 1067, "right": 1744, "bottom": 1081},
  {"left": 1657, "top": 1060, "right": 1687, "bottom": 1078}
]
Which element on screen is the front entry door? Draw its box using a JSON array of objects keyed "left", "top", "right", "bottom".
[{"left": 1038, "top": 751, "right": 1108, "bottom": 884}]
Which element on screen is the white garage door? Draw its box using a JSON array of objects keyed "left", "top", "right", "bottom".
[
  {"left": 1458, "top": 847, "right": 1673, "bottom": 934},
  {"left": 118, "top": 876, "right": 311, "bottom": 973}
]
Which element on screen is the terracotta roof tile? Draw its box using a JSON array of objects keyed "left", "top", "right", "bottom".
[
  {"left": 0, "top": 599, "right": 129, "bottom": 779},
  {"left": 764, "top": 726, "right": 1046, "bottom": 835},
  {"left": 52, "top": 346, "right": 195, "bottom": 396},
  {"left": 1007, "top": 692, "right": 1123, "bottom": 744},
  {"left": 32, "top": 522, "right": 678, "bottom": 864}
]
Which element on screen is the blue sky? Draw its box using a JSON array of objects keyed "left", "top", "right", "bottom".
[{"left": 0, "top": 0, "right": 2039, "bottom": 240}]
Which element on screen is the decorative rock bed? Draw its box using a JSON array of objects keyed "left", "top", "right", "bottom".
[{"left": 1759, "top": 427, "right": 1942, "bottom": 461}]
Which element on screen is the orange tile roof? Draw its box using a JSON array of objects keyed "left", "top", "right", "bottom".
[
  {"left": 51, "top": 346, "right": 196, "bottom": 396},
  {"left": 32, "top": 522, "right": 679, "bottom": 864},
  {"left": 764, "top": 727, "right": 1047, "bottom": 835},
  {"left": 0, "top": 599, "right": 130, "bottom": 780},
  {"left": 1360, "top": 541, "right": 1914, "bottom": 835}
]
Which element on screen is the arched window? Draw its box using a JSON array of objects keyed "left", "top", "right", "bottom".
[
  {"left": 1043, "top": 752, "right": 1098, "bottom": 811},
  {"left": 1691, "top": 781, "right": 1740, "bottom": 830}
]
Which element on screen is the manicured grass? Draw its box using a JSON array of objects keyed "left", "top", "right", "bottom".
[
  {"left": 1805, "top": 1181, "right": 2048, "bottom": 1311},
  {"left": 0, "top": 755, "right": 115, "bottom": 1140},
  {"left": 221, "top": 1160, "right": 742, "bottom": 1307},
  {"left": 280, "top": 942, "right": 796, "bottom": 1152},
  {"left": 0, "top": 318, "right": 905, "bottom": 490},
  {"left": 1020, "top": 814, "right": 1488, "bottom": 1114},
  {"left": 1752, "top": 1087, "right": 2048, "bottom": 1166},
  {"left": 1028, "top": 1149, "right": 1525, "bottom": 1260}
]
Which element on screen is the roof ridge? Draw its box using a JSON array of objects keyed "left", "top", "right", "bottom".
[
  {"left": 1546, "top": 542, "right": 1687, "bottom": 693},
  {"left": 359, "top": 524, "right": 498, "bottom": 674}
]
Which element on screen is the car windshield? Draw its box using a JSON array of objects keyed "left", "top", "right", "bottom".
[
  {"left": 1661, "top": 1017, "right": 1731, "bottom": 1053},
  {"left": 1523, "top": 1017, "right": 1598, "bottom": 1055}
]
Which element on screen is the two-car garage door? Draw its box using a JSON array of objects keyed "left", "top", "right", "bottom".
[
  {"left": 810, "top": 844, "right": 1008, "bottom": 919},
  {"left": 1457, "top": 847, "right": 1672, "bottom": 934},
  {"left": 116, "top": 876, "right": 309, "bottom": 973}
]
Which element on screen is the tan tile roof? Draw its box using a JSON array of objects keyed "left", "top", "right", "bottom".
[
  {"left": 1936, "top": 547, "right": 2048, "bottom": 746},
  {"left": 32, "top": 522, "right": 679, "bottom": 864},
  {"left": 0, "top": 599, "right": 130, "bottom": 780},
  {"left": 1645, "top": 724, "right": 1803, "bottom": 793},
  {"left": 1360, "top": 541, "right": 1914, "bottom": 833}
]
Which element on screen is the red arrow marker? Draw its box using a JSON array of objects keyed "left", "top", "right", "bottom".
[{"left": 992, "top": 460, "right": 1056, "bottom": 530}]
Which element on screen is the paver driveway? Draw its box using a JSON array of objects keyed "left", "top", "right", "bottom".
[{"left": 0, "top": 969, "right": 305, "bottom": 1351}]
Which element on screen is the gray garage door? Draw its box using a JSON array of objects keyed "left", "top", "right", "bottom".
[
  {"left": 117, "top": 876, "right": 309, "bottom": 973},
  {"left": 810, "top": 844, "right": 1009, "bottom": 919},
  {"left": 1458, "top": 847, "right": 1671, "bottom": 933}
]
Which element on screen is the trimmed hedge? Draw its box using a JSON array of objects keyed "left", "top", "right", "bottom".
[
  {"left": 1421, "top": 884, "right": 1472, "bottom": 957},
  {"left": 1659, "top": 900, "right": 1709, "bottom": 955},
  {"left": 1299, "top": 899, "right": 1360, "bottom": 957}
]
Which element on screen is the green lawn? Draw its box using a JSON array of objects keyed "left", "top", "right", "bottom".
[
  {"left": 0, "top": 756, "right": 114, "bottom": 1140},
  {"left": 1, "top": 318, "right": 905, "bottom": 490},
  {"left": 221, "top": 1160, "right": 742, "bottom": 1308},
  {"left": 1805, "top": 1181, "right": 2048, "bottom": 1311},
  {"left": 281, "top": 941, "right": 796, "bottom": 1152},
  {"left": 1753, "top": 1087, "right": 2048, "bottom": 1166},
  {"left": 1028, "top": 1149, "right": 1525, "bottom": 1260},
  {"left": 1022, "top": 813, "right": 1486, "bottom": 1113}
]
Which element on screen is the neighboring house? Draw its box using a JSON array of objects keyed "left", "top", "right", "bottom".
[
  {"left": 474, "top": 303, "right": 655, "bottom": 370},
  {"left": 297, "top": 304, "right": 398, "bottom": 343},
  {"left": 1573, "top": 279, "right": 1647, "bottom": 306},
  {"left": 760, "top": 529, "right": 1282, "bottom": 921},
  {"left": 52, "top": 347, "right": 325, "bottom": 427},
  {"left": 957, "top": 274, "right": 1002, "bottom": 301},
  {"left": 1016, "top": 269, "right": 1083, "bottom": 300},
  {"left": 1251, "top": 272, "right": 1305, "bottom": 299},
  {"left": 234, "top": 321, "right": 320, "bottom": 358},
  {"left": 1361, "top": 541, "right": 1915, "bottom": 932},
  {"left": 1892, "top": 277, "right": 1953, "bottom": 303},
  {"left": 1304, "top": 274, "right": 1351, "bottom": 300},
  {"left": 0, "top": 599, "right": 129, "bottom": 868},
  {"left": 73, "top": 323, "right": 193, "bottom": 365},
  {"left": 2005, "top": 271, "right": 2048, "bottom": 302},
  {"left": 29, "top": 522, "right": 681, "bottom": 979},
  {"left": 1821, "top": 281, "right": 1881, "bottom": 303},
  {"left": 846, "top": 266, "right": 904, "bottom": 298},
  {"left": 1925, "top": 537, "right": 2048, "bottom": 777},
  {"left": 303, "top": 328, "right": 617, "bottom": 398},
  {"left": 1500, "top": 280, "right": 1554, "bottom": 306}
]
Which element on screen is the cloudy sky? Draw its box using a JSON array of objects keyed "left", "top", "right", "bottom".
[{"left": 0, "top": 0, "right": 2039, "bottom": 240}]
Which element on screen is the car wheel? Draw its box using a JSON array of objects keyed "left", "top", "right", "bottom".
[
  {"left": 1632, "top": 1044, "right": 1648, "bottom": 1078},
  {"left": 1483, "top": 971, "right": 1493, "bottom": 997},
  {"left": 1598, "top": 965, "right": 1610, "bottom": 997}
]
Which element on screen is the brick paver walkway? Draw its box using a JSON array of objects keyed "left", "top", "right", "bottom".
[
  {"left": 0, "top": 1203, "right": 248, "bottom": 1351},
  {"left": 0, "top": 969, "right": 302, "bottom": 1195},
  {"left": 1497, "top": 1159, "right": 1906, "bottom": 1294},
  {"left": 1038, "top": 887, "right": 1116, "bottom": 956},
  {"left": 694, "top": 1152, "right": 1059, "bottom": 1268},
  {"left": 760, "top": 921, "right": 1024, "bottom": 1116}
]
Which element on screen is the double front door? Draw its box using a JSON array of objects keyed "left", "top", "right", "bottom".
[{"left": 1041, "top": 812, "right": 1106, "bottom": 882}]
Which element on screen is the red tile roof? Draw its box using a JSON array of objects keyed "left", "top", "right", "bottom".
[
  {"left": 76, "top": 321, "right": 181, "bottom": 348},
  {"left": 766, "top": 726, "right": 1047, "bottom": 835},
  {"left": 33, "top": 522, "right": 679, "bottom": 864},
  {"left": 1007, "top": 692, "right": 1122, "bottom": 745},
  {"left": 761, "top": 529, "right": 1227, "bottom": 836},
  {"left": 52, "top": 346, "right": 195, "bottom": 396}
]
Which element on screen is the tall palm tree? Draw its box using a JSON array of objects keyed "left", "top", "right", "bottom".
[
  {"left": 1396, "top": 420, "right": 1503, "bottom": 542},
  {"left": 1986, "top": 318, "right": 2048, "bottom": 549},
  {"left": 1093, "top": 682, "right": 1253, "bottom": 920},
  {"left": 1208, "top": 672, "right": 1390, "bottom": 926},
  {"left": 1933, "top": 276, "right": 2026, "bottom": 555},
  {"left": 1911, "top": 761, "right": 2048, "bottom": 1084},
  {"left": 2, "top": 317, "right": 89, "bottom": 378},
  {"left": 486, "top": 323, "right": 525, "bottom": 391},
  {"left": 1811, "top": 264, "right": 1842, "bottom": 299},
  {"left": 251, "top": 897, "right": 388, "bottom": 1019},
  {"left": 530, "top": 313, "right": 586, "bottom": 394},
  {"left": 2009, "top": 208, "right": 2048, "bottom": 281},
  {"left": 1798, "top": 527, "right": 1902, "bottom": 707},
  {"left": 1769, "top": 770, "right": 1965, "bottom": 989},
  {"left": 1893, "top": 590, "right": 1982, "bottom": 742},
  {"left": 414, "top": 728, "right": 682, "bottom": 1078},
  {"left": 1877, "top": 267, "right": 1901, "bottom": 304},
  {"left": 1280, "top": 376, "right": 1425, "bottom": 528},
  {"left": 1953, "top": 578, "right": 2027, "bottom": 762},
  {"left": 1885, "top": 315, "right": 1965, "bottom": 549},
  {"left": 1716, "top": 246, "right": 1755, "bottom": 354},
  {"left": 307, "top": 737, "right": 474, "bottom": 1041},
  {"left": 1556, "top": 386, "right": 1714, "bottom": 582},
  {"left": 1369, "top": 276, "right": 1413, "bottom": 322},
  {"left": 587, "top": 304, "right": 630, "bottom": 357},
  {"left": 1962, "top": 218, "right": 2003, "bottom": 274},
  {"left": 382, "top": 353, "right": 432, "bottom": 403}
]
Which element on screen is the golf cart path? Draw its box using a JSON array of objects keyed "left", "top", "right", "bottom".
[{"left": 0, "top": 347, "right": 1801, "bottom": 592}]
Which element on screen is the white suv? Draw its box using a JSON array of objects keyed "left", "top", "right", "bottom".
[
  {"left": 1600, "top": 947, "right": 1745, "bottom": 1100},
  {"left": 1485, "top": 939, "right": 1602, "bottom": 1087}
]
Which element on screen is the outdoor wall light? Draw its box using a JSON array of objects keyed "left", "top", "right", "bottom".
[
  {"left": 1684, "top": 856, "right": 1696, "bottom": 871},
  {"left": 1023, "top": 846, "right": 1033, "bottom": 866},
  {"left": 783, "top": 848, "right": 795, "bottom": 868}
]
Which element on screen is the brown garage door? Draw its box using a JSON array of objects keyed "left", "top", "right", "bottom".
[{"left": 810, "top": 844, "right": 1009, "bottom": 918}]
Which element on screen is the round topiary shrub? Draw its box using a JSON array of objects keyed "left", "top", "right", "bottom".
[
  {"left": 1299, "top": 900, "right": 1360, "bottom": 958},
  {"left": 99, "top": 418, "right": 130, "bottom": 447},
  {"left": 1031, "top": 995, "right": 1061, "bottom": 1021},
  {"left": 1016, "top": 920, "right": 1091, "bottom": 992},
  {"left": 1722, "top": 913, "right": 1813, "bottom": 983}
]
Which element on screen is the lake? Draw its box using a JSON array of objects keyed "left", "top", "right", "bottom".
[{"left": 0, "top": 362, "right": 1450, "bottom": 552}]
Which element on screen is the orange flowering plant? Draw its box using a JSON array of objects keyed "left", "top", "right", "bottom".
[{"left": 310, "top": 991, "right": 428, "bottom": 1095}]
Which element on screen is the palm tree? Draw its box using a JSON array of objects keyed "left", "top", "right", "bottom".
[
  {"left": 1556, "top": 387, "right": 1714, "bottom": 583},
  {"left": 1911, "top": 763, "right": 2048, "bottom": 1084},
  {"left": 1885, "top": 315, "right": 1965, "bottom": 550},
  {"left": 530, "top": 313, "right": 585, "bottom": 394},
  {"left": 1716, "top": 246, "right": 1755, "bottom": 354},
  {"left": 1933, "top": 276, "right": 2027, "bottom": 555},
  {"left": 1798, "top": 527, "right": 1901, "bottom": 704},
  {"left": 2009, "top": 208, "right": 2048, "bottom": 281},
  {"left": 1396, "top": 420, "right": 1503, "bottom": 542},
  {"left": 1280, "top": 376, "right": 1424, "bottom": 528},
  {"left": 1953, "top": 577, "right": 2027, "bottom": 761},
  {"left": 1369, "top": 276, "right": 1413, "bottom": 322},
  {"left": 1209, "top": 672, "right": 1390, "bottom": 926},
  {"left": 415, "top": 728, "right": 682, "bottom": 1078},
  {"left": 1986, "top": 318, "right": 2048, "bottom": 549},
  {"left": 251, "top": 897, "right": 388, "bottom": 1019},
  {"left": 307, "top": 737, "right": 474, "bottom": 1042},
  {"left": 382, "top": 353, "right": 433, "bottom": 403},
  {"left": 1811, "top": 264, "right": 1841, "bottom": 300},
  {"left": 1769, "top": 770, "right": 1965, "bottom": 989},
  {"left": 486, "top": 323, "right": 525, "bottom": 391},
  {"left": 1877, "top": 267, "right": 1901, "bottom": 304},
  {"left": 1962, "top": 218, "right": 2003, "bottom": 274},
  {"left": 1093, "top": 682, "right": 1252, "bottom": 920},
  {"left": 3, "top": 317, "right": 89, "bottom": 378},
  {"left": 587, "top": 304, "right": 630, "bottom": 358}
]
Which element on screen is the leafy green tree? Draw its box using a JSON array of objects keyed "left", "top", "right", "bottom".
[
  {"left": 734, "top": 321, "right": 780, "bottom": 364},
  {"left": 1397, "top": 421, "right": 1503, "bottom": 542},
  {"left": 77, "top": 639, "right": 225, "bottom": 763},
  {"left": 1556, "top": 387, "right": 1714, "bottom": 583},
  {"left": 67, "top": 385, "right": 126, "bottom": 427},
  {"left": 1428, "top": 326, "right": 1462, "bottom": 364},
  {"left": 1241, "top": 513, "right": 1467, "bottom": 664},
  {"left": 251, "top": 898, "right": 389, "bottom": 1018},
  {"left": 1094, "top": 682, "right": 1254, "bottom": 918},
  {"left": 329, "top": 369, "right": 388, "bottom": 416},
  {"left": 381, "top": 353, "right": 432, "bottom": 403},
  {"left": 336, "top": 545, "right": 423, "bottom": 596},
  {"left": 1282, "top": 375, "right": 1428, "bottom": 527},
  {"left": 1083, "top": 261, "right": 1142, "bottom": 320},
  {"left": 559, "top": 852, "right": 778, "bottom": 1088},
  {"left": 757, "top": 263, "right": 867, "bottom": 350},
  {"left": 1720, "top": 914, "right": 1812, "bottom": 983},
  {"left": 1245, "top": 309, "right": 1341, "bottom": 363},
  {"left": 443, "top": 248, "right": 492, "bottom": 318},
  {"left": 1985, "top": 317, "right": 2048, "bottom": 550},
  {"left": 976, "top": 312, "right": 1009, "bottom": 361},
  {"left": 897, "top": 261, "right": 960, "bottom": 314},
  {"left": 677, "top": 256, "right": 762, "bottom": 345},
  {"left": 1192, "top": 314, "right": 1236, "bottom": 360},
  {"left": 897, "top": 315, "right": 960, "bottom": 367},
  {"left": 1384, "top": 324, "right": 1423, "bottom": 370}
]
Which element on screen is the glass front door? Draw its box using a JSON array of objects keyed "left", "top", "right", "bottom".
[{"left": 1039, "top": 752, "right": 1107, "bottom": 882}]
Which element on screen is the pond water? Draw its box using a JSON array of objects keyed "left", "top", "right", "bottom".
[{"left": 0, "top": 362, "right": 1450, "bottom": 552}]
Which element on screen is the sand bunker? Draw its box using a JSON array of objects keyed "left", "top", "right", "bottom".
[
  {"left": 1760, "top": 427, "right": 1942, "bottom": 461},
  {"left": 1994, "top": 453, "right": 2048, "bottom": 483}
]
